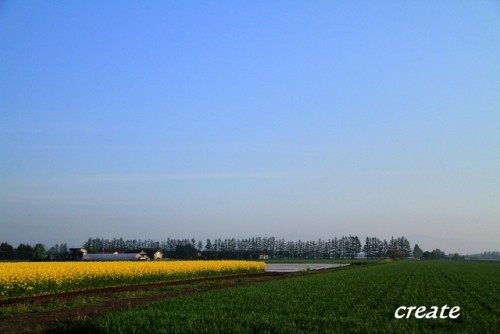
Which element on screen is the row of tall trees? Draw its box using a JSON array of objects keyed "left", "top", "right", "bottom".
[
  {"left": 0, "top": 242, "right": 48, "bottom": 261},
  {"left": 4, "top": 237, "right": 473, "bottom": 261},
  {"left": 202, "top": 236, "right": 364, "bottom": 259},
  {"left": 362, "top": 236, "right": 412, "bottom": 259},
  {"left": 82, "top": 238, "right": 161, "bottom": 254},
  {"left": 80, "top": 235, "right": 411, "bottom": 260}
]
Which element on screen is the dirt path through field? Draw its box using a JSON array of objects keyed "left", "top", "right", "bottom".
[{"left": 0, "top": 272, "right": 287, "bottom": 333}]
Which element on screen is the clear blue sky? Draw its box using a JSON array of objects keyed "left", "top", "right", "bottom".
[{"left": 1, "top": 1, "right": 499, "bottom": 254}]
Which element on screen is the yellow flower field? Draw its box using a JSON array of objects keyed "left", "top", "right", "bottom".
[{"left": 0, "top": 260, "right": 265, "bottom": 299}]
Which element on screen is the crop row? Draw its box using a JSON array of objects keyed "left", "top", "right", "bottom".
[{"left": 0, "top": 260, "right": 265, "bottom": 299}]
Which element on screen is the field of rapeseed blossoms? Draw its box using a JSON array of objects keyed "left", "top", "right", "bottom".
[{"left": 0, "top": 260, "right": 264, "bottom": 299}]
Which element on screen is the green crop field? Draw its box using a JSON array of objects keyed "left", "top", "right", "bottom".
[{"left": 57, "top": 261, "right": 500, "bottom": 333}]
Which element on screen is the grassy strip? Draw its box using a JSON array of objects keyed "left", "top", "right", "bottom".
[
  {"left": 58, "top": 261, "right": 500, "bottom": 333},
  {"left": 0, "top": 295, "right": 107, "bottom": 317},
  {"left": 0, "top": 277, "right": 262, "bottom": 317}
]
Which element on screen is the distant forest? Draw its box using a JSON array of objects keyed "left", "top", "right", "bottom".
[{"left": 1, "top": 235, "right": 484, "bottom": 261}]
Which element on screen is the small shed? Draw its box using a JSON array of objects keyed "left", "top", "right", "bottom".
[{"left": 154, "top": 250, "right": 163, "bottom": 260}]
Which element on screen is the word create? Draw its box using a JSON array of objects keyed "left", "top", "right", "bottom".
[{"left": 394, "top": 305, "right": 460, "bottom": 319}]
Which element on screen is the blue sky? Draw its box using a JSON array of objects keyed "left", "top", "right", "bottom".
[{"left": 1, "top": 1, "right": 499, "bottom": 254}]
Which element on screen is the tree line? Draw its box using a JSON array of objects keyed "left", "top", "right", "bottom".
[
  {"left": 1, "top": 236, "right": 474, "bottom": 261},
  {"left": 467, "top": 251, "right": 500, "bottom": 261},
  {"left": 81, "top": 236, "right": 414, "bottom": 260},
  {"left": 0, "top": 235, "right": 411, "bottom": 260},
  {"left": 0, "top": 242, "right": 53, "bottom": 261}
]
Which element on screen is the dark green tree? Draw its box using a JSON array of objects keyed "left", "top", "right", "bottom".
[
  {"left": 174, "top": 244, "right": 198, "bottom": 259},
  {"left": 363, "top": 237, "right": 383, "bottom": 259},
  {"left": 33, "top": 243, "right": 46, "bottom": 261},
  {"left": 0, "top": 242, "right": 15, "bottom": 260},
  {"left": 398, "top": 237, "right": 412, "bottom": 258},
  {"left": 16, "top": 243, "right": 34, "bottom": 260},
  {"left": 412, "top": 244, "right": 423, "bottom": 259}
]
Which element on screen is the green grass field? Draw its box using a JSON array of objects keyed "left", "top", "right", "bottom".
[{"left": 57, "top": 261, "right": 500, "bottom": 333}]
